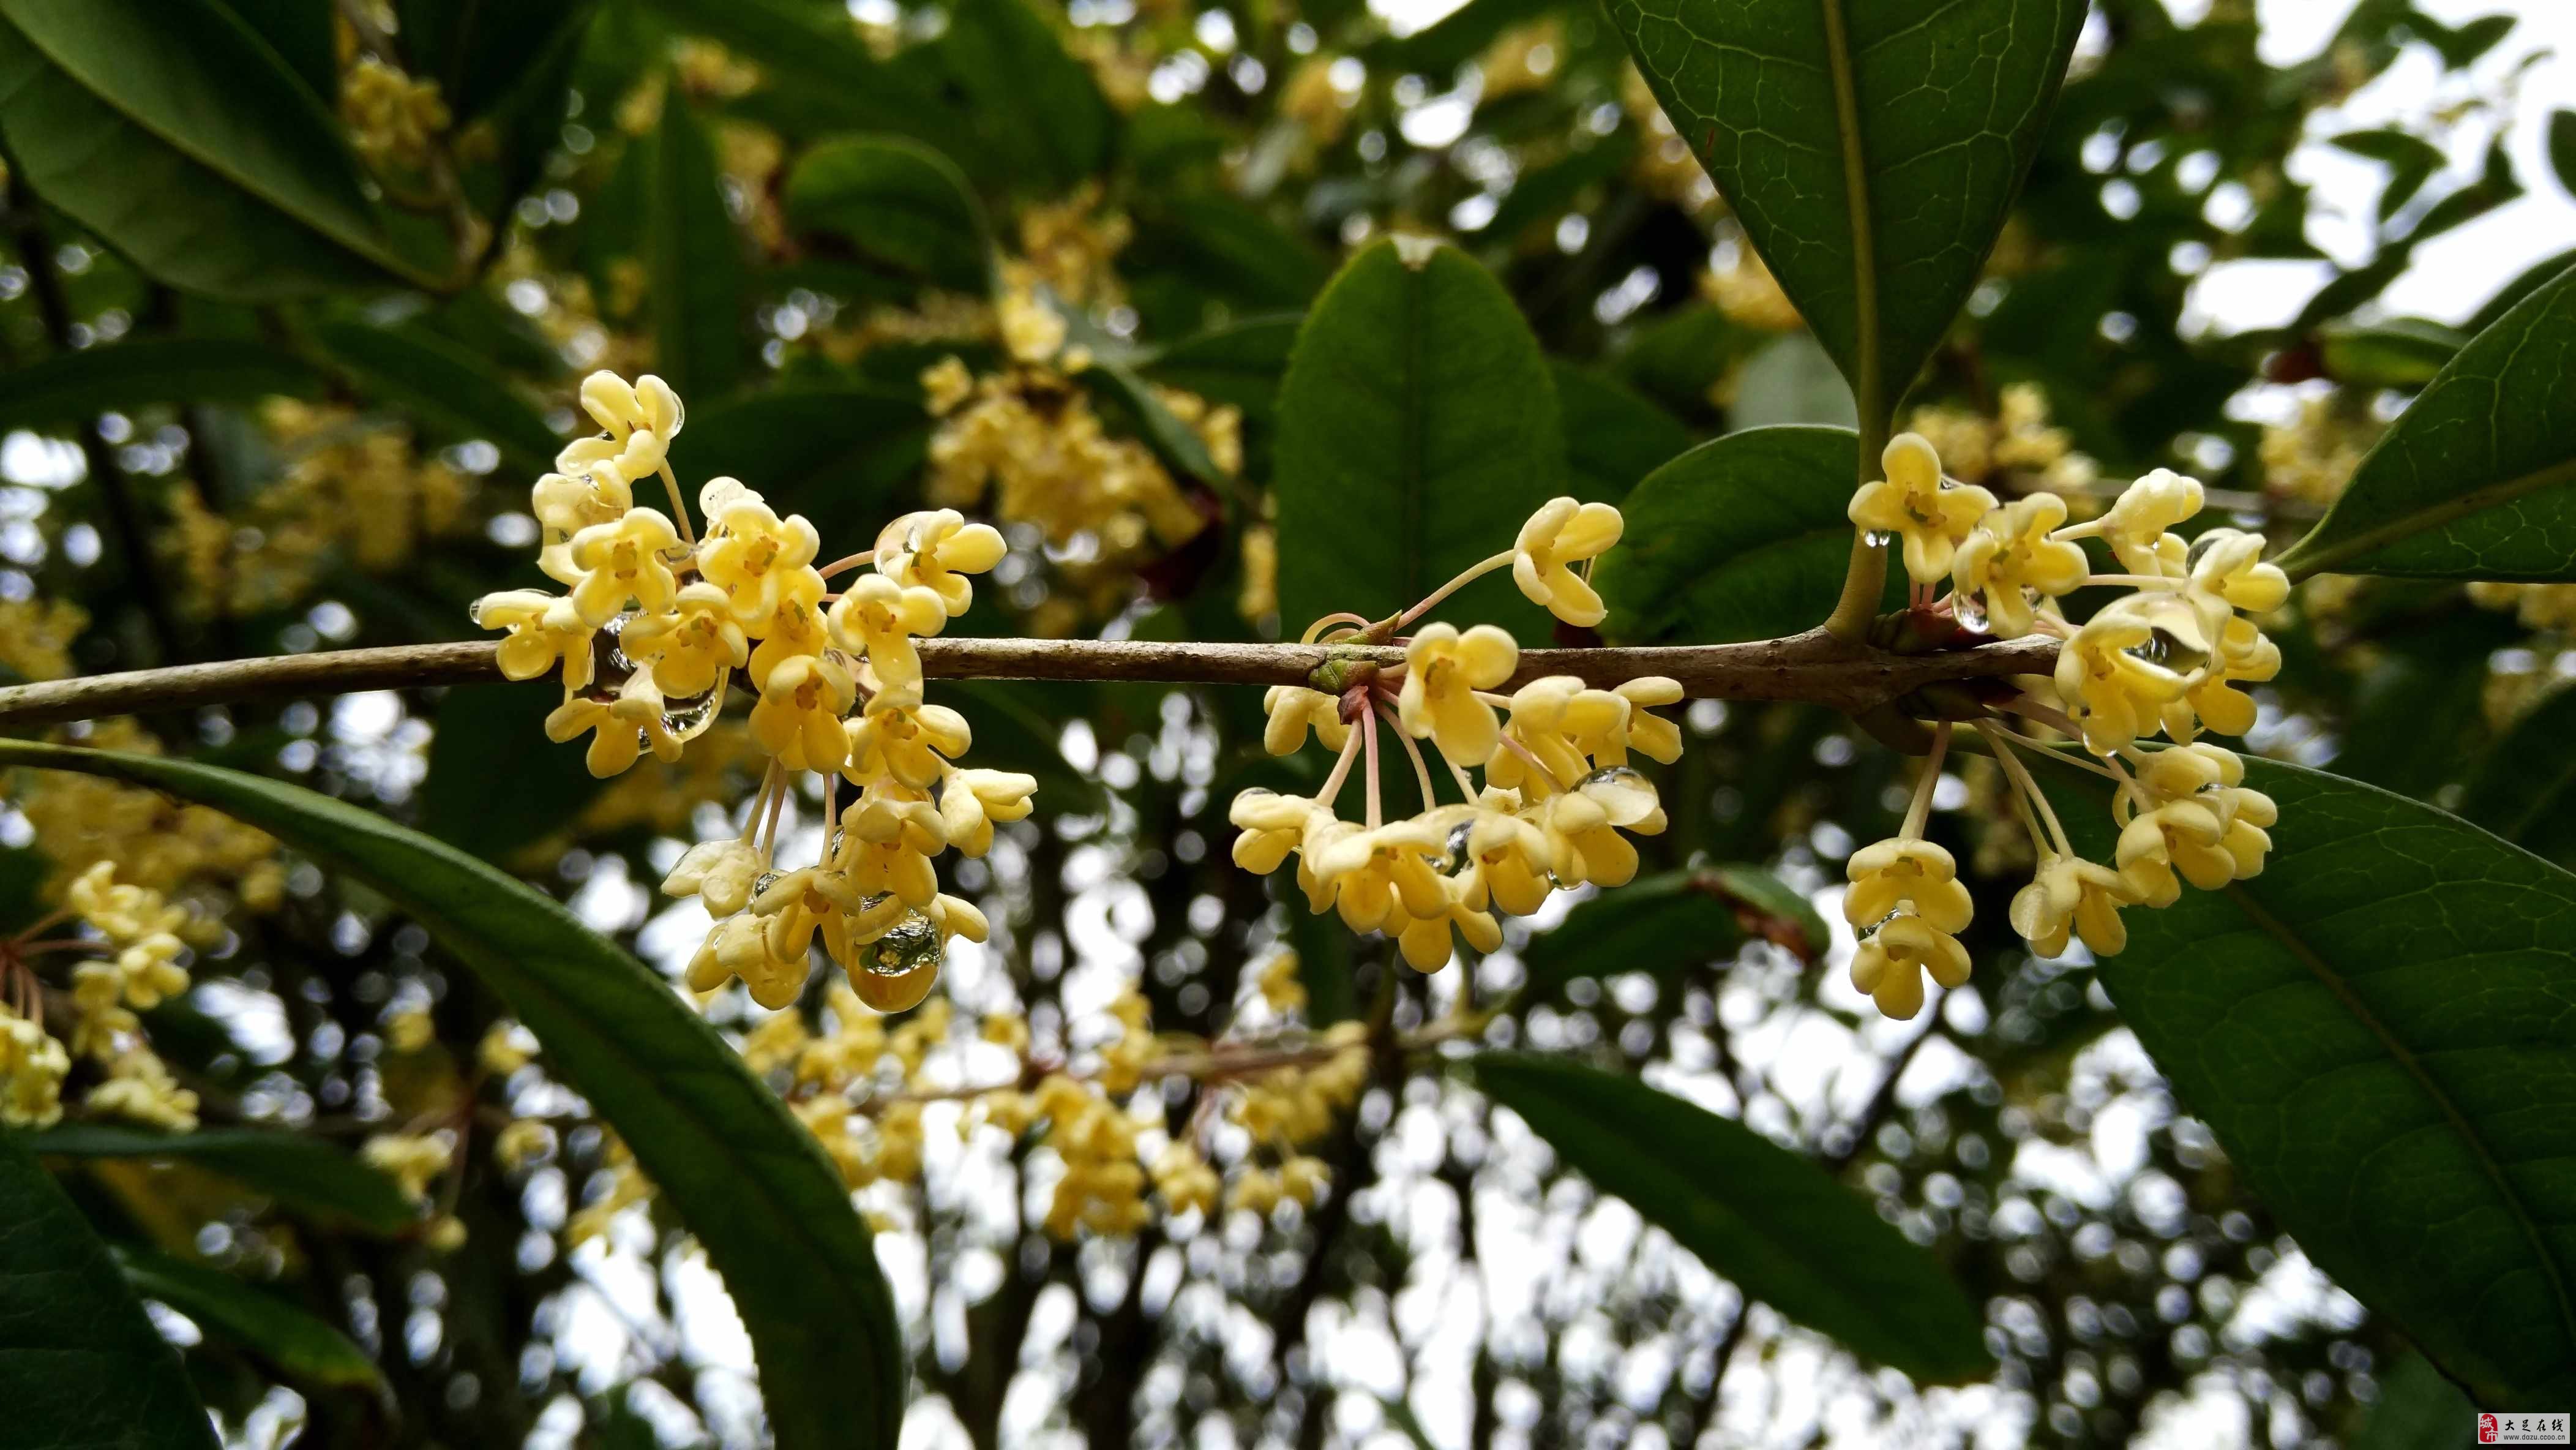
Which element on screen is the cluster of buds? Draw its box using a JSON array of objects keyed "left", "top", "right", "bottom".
[
  {"left": 473, "top": 371, "right": 1033, "bottom": 1018},
  {"left": 1840, "top": 435, "right": 2288, "bottom": 1018},
  {"left": 0, "top": 862, "right": 206, "bottom": 1130},
  {"left": 1230, "top": 498, "right": 1685, "bottom": 971}
]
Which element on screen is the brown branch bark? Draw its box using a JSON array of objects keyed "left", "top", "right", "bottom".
[{"left": 0, "top": 631, "right": 2060, "bottom": 729}]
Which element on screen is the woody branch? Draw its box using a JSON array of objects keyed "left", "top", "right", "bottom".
[{"left": 0, "top": 631, "right": 2059, "bottom": 730}]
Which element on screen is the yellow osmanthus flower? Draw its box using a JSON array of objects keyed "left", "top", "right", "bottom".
[
  {"left": 621, "top": 581, "right": 749, "bottom": 697},
  {"left": 1848, "top": 433, "right": 1998, "bottom": 585},
  {"left": 89, "top": 1050, "right": 199, "bottom": 1131},
  {"left": 2052, "top": 592, "right": 2205, "bottom": 756},
  {"left": 1950, "top": 494, "right": 2087, "bottom": 638},
  {"left": 567, "top": 508, "right": 685, "bottom": 626},
  {"left": 560, "top": 372, "right": 686, "bottom": 491},
  {"left": 696, "top": 483, "right": 823, "bottom": 632},
  {"left": 749, "top": 653, "right": 857, "bottom": 772},
  {"left": 0, "top": 1011, "right": 70, "bottom": 1129},
  {"left": 1512, "top": 497, "right": 1623, "bottom": 627},
  {"left": 826, "top": 575, "right": 946, "bottom": 704},
  {"left": 546, "top": 672, "right": 687, "bottom": 778},
  {"left": 2177, "top": 528, "right": 2290, "bottom": 645},
  {"left": 2088, "top": 467, "right": 2201, "bottom": 577},
  {"left": 1398, "top": 623, "right": 1518, "bottom": 764},
  {"left": 1842, "top": 839, "right": 1973, "bottom": 937},
  {"left": 342, "top": 57, "right": 449, "bottom": 169},
  {"left": 0, "top": 597, "right": 86, "bottom": 682},
  {"left": 2009, "top": 855, "right": 2134, "bottom": 958},
  {"left": 875, "top": 509, "right": 1008, "bottom": 617},
  {"left": 1262, "top": 686, "right": 1349, "bottom": 756},
  {"left": 842, "top": 697, "right": 973, "bottom": 790},
  {"left": 475, "top": 590, "right": 599, "bottom": 690},
  {"left": 1849, "top": 911, "right": 1971, "bottom": 1021}
]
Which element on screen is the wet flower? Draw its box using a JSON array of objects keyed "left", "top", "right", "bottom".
[
  {"left": 876, "top": 508, "right": 1008, "bottom": 615},
  {"left": 620, "top": 580, "right": 748, "bottom": 697},
  {"left": 474, "top": 589, "right": 598, "bottom": 689},
  {"left": 1513, "top": 497, "right": 1623, "bottom": 626},
  {"left": 1397, "top": 623, "right": 1518, "bottom": 764},
  {"left": 1952, "top": 494, "right": 2087, "bottom": 637},
  {"left": 1848, "top": 433, "right": 1996, "bottom": 584}
]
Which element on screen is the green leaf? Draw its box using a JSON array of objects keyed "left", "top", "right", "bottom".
[
  {"left": 313, "top": 319, "right": 563, "bottom": 476},
  {"left": 2042, "top": 755, "right": 2576, "bottom": 1404},
  {"left": 2317, "top": 317, "right": 2466, "bottom": 389},
  {"left": 932, "top": 0, "right": 1112, "bottom": 194},
  {"left": 27, "top": 1123, "right": 417, "bottom": 1233},
  {"left": 1550, "top": 361, "right": 1688, "bottom": 503},
  {"left": 2330, "top": 127, "right": 2446, "bottom": 222},
  {"left": 399, "top": 0, "right": 595, "bottom": 122},
  {"left": 1729, "top": 332, "right": 1860, "bottom": 430},
  {"left": 1594, "top": 426, "right": 1895, "bottom": 644},
  {"left": 1467, "top": 1054, "right": 1994, "bottom": 1383},
  {"left": 1516, "top": 867, "right": 1823, "bottom": 1002},
  {"left": 114, "top": 1246, "right": 381, "bottom": 1390},
  {"left": 215, "top": 0, "right": 337, "bottom": 102},
  {"left": 0, "top": 0, "right": 441, "bottom": 299},
  {"left": 1604, "top": 0, "right": 2086, "bottom": 423},
  {"left": 0, "top": 1129, "right": 219, "bottom": 1449},
  {"left": 0, "top": 740, "right": 905, "bottom": 1450},
  {"left": 784, "top": 137, "right": 992, "bottom": 293},
  {"left": 2352, "top": 1352, "right": 2476, "bottom": 1450},
  {"left": 2458, "top": 685, "right": 2576, "bottom": 860},
  {"left": 1274, "top": 239, "right": 1563, "bottom": 639},
  {"left": 2552, "top": 110, "right": 2576, "bottom": 200},
  {"left": 2281, "top": 261, "right": 2576, "bottom": 580},
  {"left": 421, "top": 681, "right": 607, "bottom": 860},
  {"left": 0, "top": 338, "right": 320, "bottom": 435},
  {"left": 646, "top": 92, "right": 749, "bottom": 401}
]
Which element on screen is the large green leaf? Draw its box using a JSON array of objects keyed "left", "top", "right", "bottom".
[
  {"left": 646, "top": 92, "right": 748, "bottom": 402},
  {"left": 1467, "top": 1054, "right": 1994, "bottom": 1383},
  {"left": 0, "top": 0, "right": 440, "bottom": 299},
  {"left": 2281, "top": 263, "right": 2576, "bottom": 580},
  {"left": 0, "top": 338, "right": 320, "bottom": 435},
  {"left": 1593, "top": 426, "right": 1895, "bottom": 644},
  {"left": 2042, "top": 756, "right": 2576, "bottom": 1404},
  {"left": 0, "top": 740, "right": 906, "bottom": 1449},
  {"left": 0, "top": 1129, "right": 219, "bottom": 1449},
  {"left": 1274, "top": 239, "right": 1563, "bottom": 639},
  {"left": 313, "top": 319, "right": 563, "bottom": 476},
  {"left": 1604, "top": 0, "right": 2085, "bottom": 423},
  {"left": 783, "top": 137, "right": 992, "bottom": 293},
  {"left": 1516, "top": 868, "right": 1823, "bottom": 1002},
  {"left": 115, "top": 1247, "right": 381, "bottom": 1390},
  {"left": 1550, "top": 361, "right": 1688, "bottom": 503},
  {"left": 27, "top": 1123, "right": 416, "bottom": 1234}
]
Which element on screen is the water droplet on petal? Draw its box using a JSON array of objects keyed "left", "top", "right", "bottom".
[
  {"left": 661, "top": 668, "right": 728, "bottom": 742},
  {"left": 1862, "top": 529, "right": 1896, "bottom": 548},
  {"left": 1576, "top": 765, "right": 1658, "bottom": 827}
]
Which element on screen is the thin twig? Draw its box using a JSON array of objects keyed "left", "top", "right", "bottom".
[{"left": 0, "top": 631, "right": 2064, "bottom": 729}]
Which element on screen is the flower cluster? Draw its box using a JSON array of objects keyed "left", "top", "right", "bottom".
[
  {"left": 165, "top": 401, "right": 474, "bottom": 617},
  {"left": 342, "top": 56, "right": 451, "bottom": 172},
  {"left": 918, "top": 328, "right": 1232, "bottom": 628},
  {"left": 474, "top": 370, "right": 1030, "bottom": 1018},
  {"left": 0, "top": 862, "right": 208, "bottom": 1130},
  {"left": 1839, "top": 435, "right": 2289, "bottom": 1018},
  {"left": 1230, "top": 498, "right": 1685, "bottom": 971}
]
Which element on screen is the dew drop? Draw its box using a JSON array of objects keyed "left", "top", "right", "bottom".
[
  {"left": 1862, "top": 529, "right": 1896, "bottom": 547},
  {"left": 857, "top": 910, "right": 943, "bottom": 979},
  {"left": 1576, "top": 765, "right": 1658, "bottom": 827}
]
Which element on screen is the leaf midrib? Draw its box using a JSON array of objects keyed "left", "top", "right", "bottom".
[
  {"left": 2285, "top": 455, "right": 2576, "bottom": 580},
  {"left": 1818, "top": 0, "right": 1882, "bottom": 430},
  {"left": 2223, "top": 878, "right": 2576, "bottom": 1364}
]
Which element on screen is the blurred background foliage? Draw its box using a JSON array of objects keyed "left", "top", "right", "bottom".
[{"left": 0, "top": 0, "right": 2568, "bottom": 1444}]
